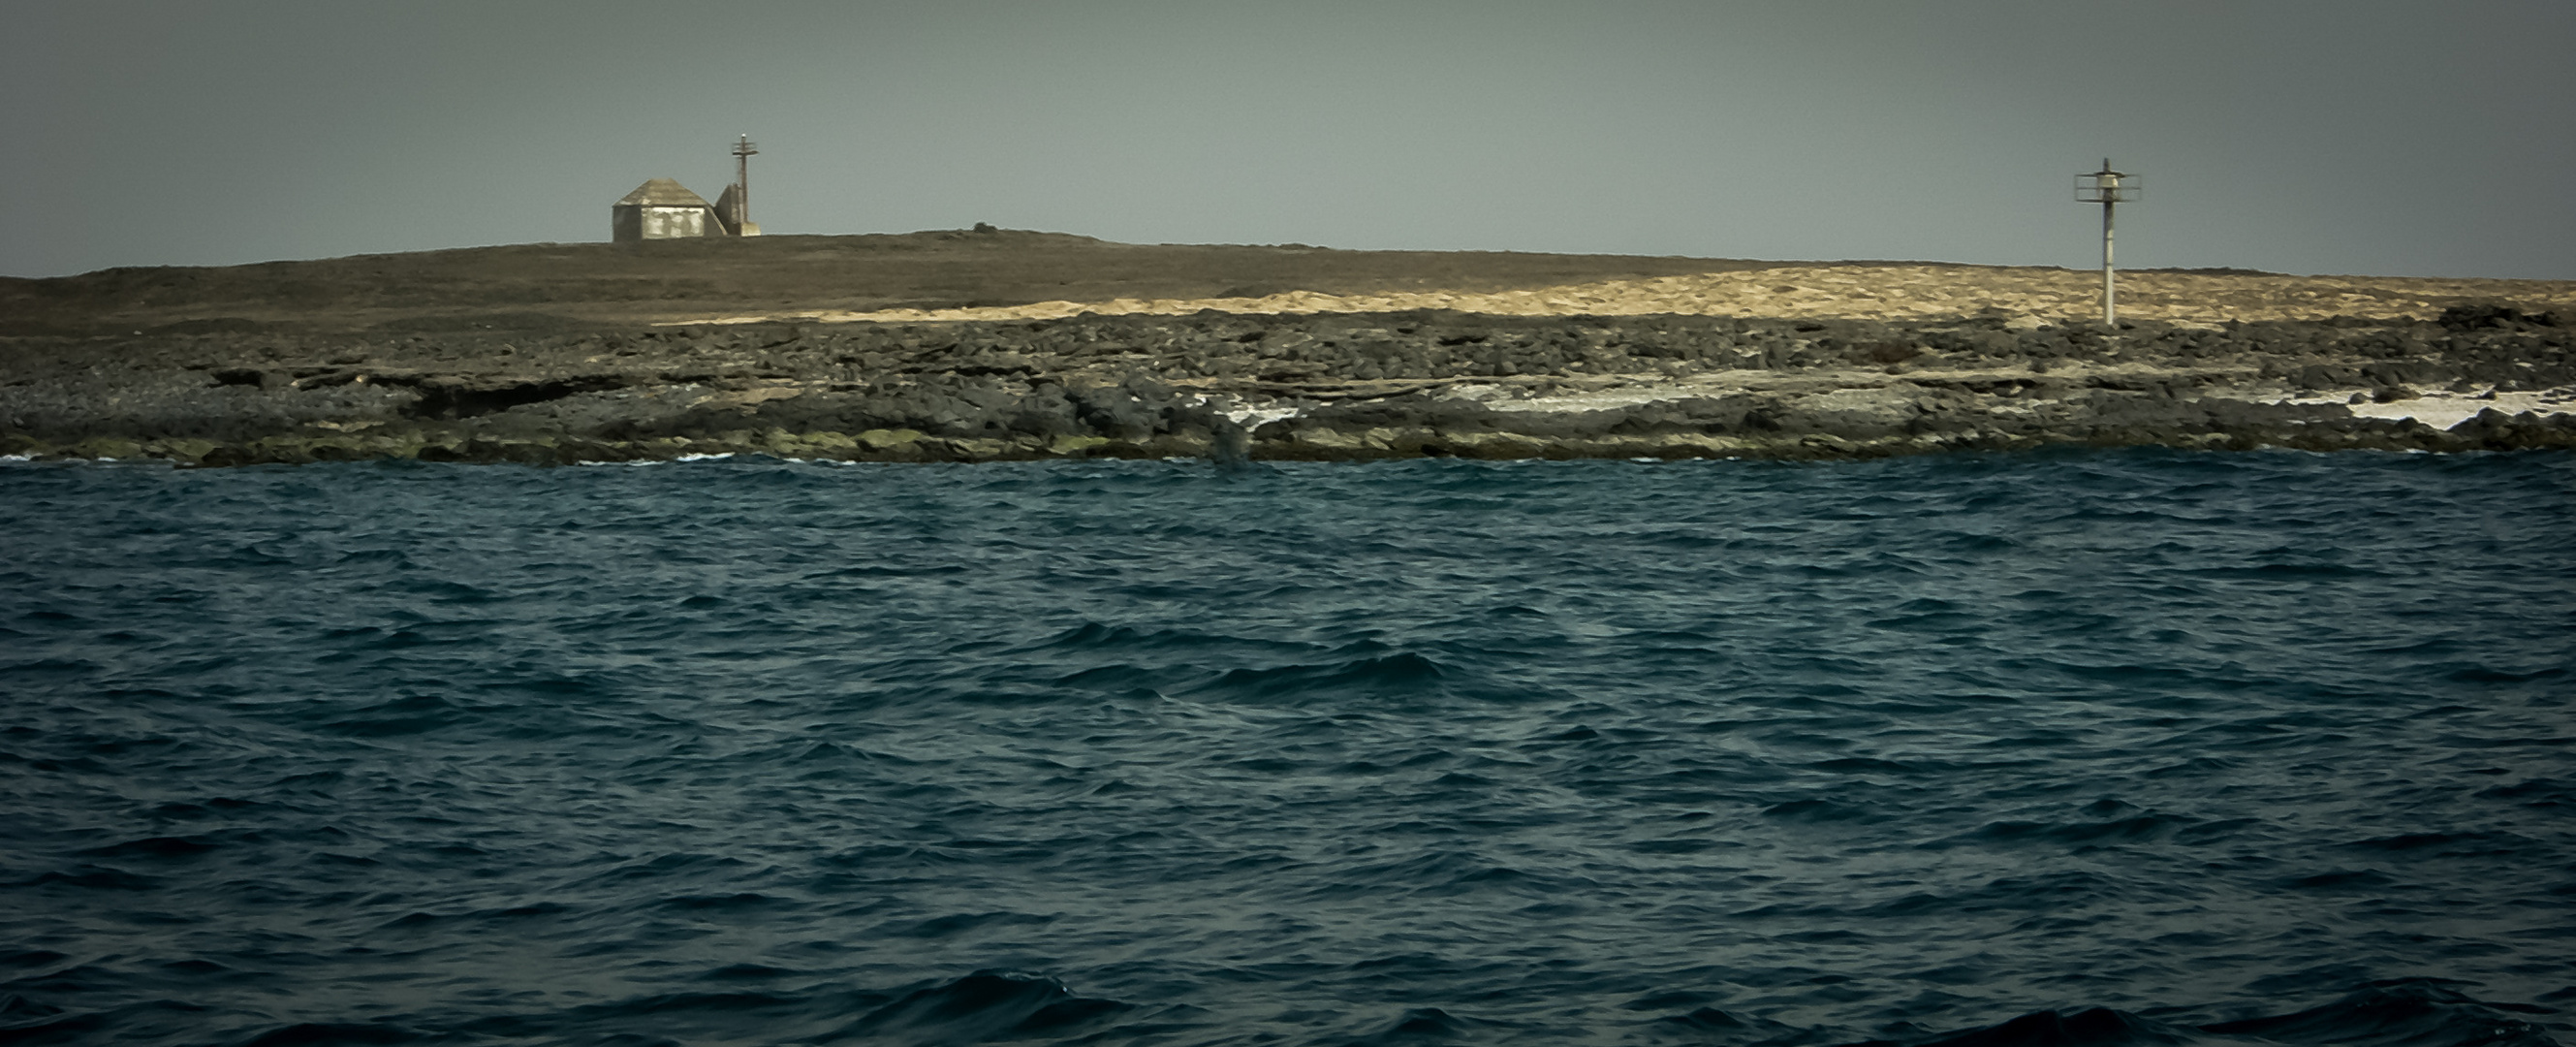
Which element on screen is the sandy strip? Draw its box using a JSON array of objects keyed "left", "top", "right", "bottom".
[
  {"left": 669, "top": 266, "right": 2576, "bottom": 327},
  {"left": 2309, "top": 389, "right": 2575, "bottom": 428},
  {"left": 1440, "top": 373, "right": 2576, "bottom": 427}
]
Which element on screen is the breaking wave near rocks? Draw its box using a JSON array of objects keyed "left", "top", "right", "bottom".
[{"left": 2, "top": 450, "right": 2571, "bottom": 1046}]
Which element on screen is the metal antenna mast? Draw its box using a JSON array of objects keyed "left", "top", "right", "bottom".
[
  {"left": 2075, "top": 159, "right": 2141, "bottom": 325},
  {"left": 731, "top": 135, "right": 759, "bottom": 233}
]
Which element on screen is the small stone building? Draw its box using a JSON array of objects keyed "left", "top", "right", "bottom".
[{"left": 611, "top": 178, "right": 721, "bottom": 242}]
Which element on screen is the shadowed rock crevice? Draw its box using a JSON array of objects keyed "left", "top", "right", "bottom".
[{"left": 401, "top": 376, "right": 630, "bottom": 421}]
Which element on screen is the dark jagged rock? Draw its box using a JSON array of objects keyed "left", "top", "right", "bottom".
[{"left": 2, "top": 309, "right": 2569, "bottom": 465}]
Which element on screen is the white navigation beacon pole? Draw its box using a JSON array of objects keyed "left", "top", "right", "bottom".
[{"left": 2075, "top": 159, "right": 2141, "bottom": 325}]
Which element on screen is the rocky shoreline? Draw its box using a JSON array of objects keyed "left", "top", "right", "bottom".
[{"left": 4, "top": 301, "right": 2571, "bottom": 466}]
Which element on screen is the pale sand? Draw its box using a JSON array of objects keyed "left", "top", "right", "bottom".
[
  {"left": 2323, "top": 389, "right": 2574, "bottom": 428},
  {"left": 671, "top": 265, "right": 2576, "bottom": 327},
  {"left": 1448, "top": 373, "right": 2576, "bottom": 428},
  {"left": 1211, "top": 363, "right": 2576, "bottom": 428}
]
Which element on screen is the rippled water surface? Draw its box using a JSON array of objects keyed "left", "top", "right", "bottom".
[{"left": 3, "top": 451, "right": 2572, "bottom": 1047}]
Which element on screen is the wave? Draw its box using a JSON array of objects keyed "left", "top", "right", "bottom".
[
  {"left": 1193, "top": 651, "right": 1454, "bottom": 703},
  {"left": 820, "top": 971, "right": 1134, "bottom": 1045},
  {"left": 1748, "top": 980, "right": 2562, "bottom": 1047},
  {"left": 2198, "top": 979, "right": 2560, "bottom": 1047}
]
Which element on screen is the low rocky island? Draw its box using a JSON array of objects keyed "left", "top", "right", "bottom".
[{"left": 4, "top": 231, "right": 2571, "bottom": 465}]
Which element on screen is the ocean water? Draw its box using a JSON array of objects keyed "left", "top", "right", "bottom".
[{"left": 2, "top": 450, "right": 2571, "bottom": 1047}]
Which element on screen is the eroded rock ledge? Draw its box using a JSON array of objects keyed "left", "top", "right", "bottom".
[{"left": 2, "top": 305, "right": 2570, "bottom": 466}]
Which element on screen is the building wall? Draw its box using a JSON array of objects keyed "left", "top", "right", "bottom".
[
  {"left": 642, "top": 206, "right": 710, "bottom": 239},
  {"left": 613, "top": 205, "right": 716, "bottom": 242}
]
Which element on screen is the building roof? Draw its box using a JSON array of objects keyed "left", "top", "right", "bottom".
[{"left": 615, "top": 178, "right": 712, "bottom": 207}]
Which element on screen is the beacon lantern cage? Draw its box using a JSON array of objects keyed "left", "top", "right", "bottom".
[
  {"left": 2074, "top": 160, "right": 2141, "bottom": 325},
  {"left": 2074, "top": 165, "right": 2142, "bottom": 206}
]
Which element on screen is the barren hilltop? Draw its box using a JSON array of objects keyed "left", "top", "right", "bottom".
[{"left": 3, "top": 230, "right": 2571, "bottom": 465}]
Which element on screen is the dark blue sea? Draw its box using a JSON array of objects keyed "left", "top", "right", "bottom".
[{"left": 4, "top": 450, "right": 2572, "bottom": 1047}]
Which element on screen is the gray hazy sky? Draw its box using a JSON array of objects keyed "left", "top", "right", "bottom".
[{"left": 6, "top": 1, "right": 2570, "bottom": 279}]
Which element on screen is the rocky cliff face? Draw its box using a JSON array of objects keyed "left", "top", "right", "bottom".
[{"left": 5, "top": 305, "right": 2570, "bottom": 465}]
